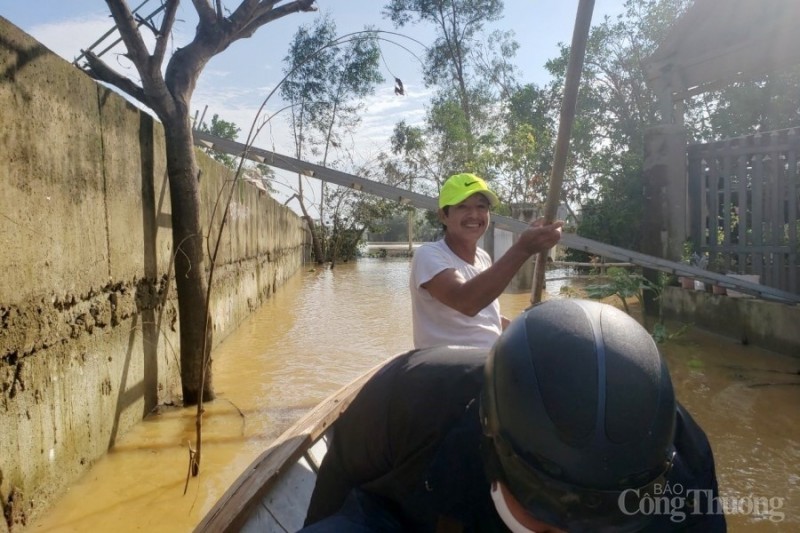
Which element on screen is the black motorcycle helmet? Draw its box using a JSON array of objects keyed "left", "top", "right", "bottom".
[{"left": 480, "top": 299, "right": 676, "bottom": 532}]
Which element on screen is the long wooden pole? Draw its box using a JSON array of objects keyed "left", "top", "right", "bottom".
[{"left": 531, "top": 0, "right": 595, "bottom": 304}]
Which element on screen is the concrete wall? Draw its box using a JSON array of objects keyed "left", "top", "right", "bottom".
[
  {"left": 661, "top": 287, "right": 800, "bottom": 357},
  {"left": 0, "top": 17, "right": 306, "bottom": 531}
]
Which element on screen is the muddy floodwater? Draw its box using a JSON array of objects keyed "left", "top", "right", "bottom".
[{"left": 29, "top": 259, "right": 800, "bottom": 532}]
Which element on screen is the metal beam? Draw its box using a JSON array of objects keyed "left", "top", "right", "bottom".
[{"left": 192, "top": 130, "right": 800, "bottom": 305}]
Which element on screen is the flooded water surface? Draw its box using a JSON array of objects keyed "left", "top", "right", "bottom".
[{"left": 30, "top": 259, "right": 800, "bottom": 532}]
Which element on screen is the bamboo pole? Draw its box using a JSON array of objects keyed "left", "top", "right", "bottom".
[{"left": 531, "top": 0, "right": 596, "bottom": 304}]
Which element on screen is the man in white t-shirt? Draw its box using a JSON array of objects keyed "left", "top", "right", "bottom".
[{"left": 410, "top": 173, "right": 563, "bottom": 349}]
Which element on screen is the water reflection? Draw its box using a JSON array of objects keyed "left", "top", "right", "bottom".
[{"left": 30, "top": 259, "right": 799, "bottom": 532}]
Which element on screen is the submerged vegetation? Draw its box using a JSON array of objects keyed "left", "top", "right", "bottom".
[
  {"left": 581, "top": 267, "right": 689, "bottom": 343},
  {"left": 583, "top": 267, "right": 651, "bottom": 315}
]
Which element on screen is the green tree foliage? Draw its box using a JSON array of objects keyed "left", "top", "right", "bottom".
[
  {"left": 377, "top": 0, "right": 800, "bottom": 265},
  {"left": 382, "top": 0, "right": 506, "bottom": 185},
  {"left": 324, "top": 180, "right": 398, "bottom": 263},
  {"left": 688, "top": 67, "right": 800, "bottom": 140},
  {"left": 281, "top": 14, "right": 384, "bottom": 264},
  {"left": 197, "top": 113, "right": 240, "bottom": 168},
  {"left": 546, "top": 1, "right": 690, "bottom": 206},
  {"left": 384, "top": 0, "right": 503, "bottom": 108},
  {"left": 576, "top": 152, "right": 644, "bottom": 253},
  {"left": 195, "top": 113, "right": 276, "bottom": 190},
  {"left": 584, "top": 267, "right": 650, "bottom": 316},
  {"left": 381, "top": 120, "right": 449, "bottom": 199},
  {"left": 488, "top": 83, "right": 558, "bottom": 209}
]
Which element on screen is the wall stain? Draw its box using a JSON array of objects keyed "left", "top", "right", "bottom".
[
  {"left": 3, "top": 485, "right": 26, "bottom": 530},
  {"left": 1, "top": 277, "right": 174, "bottom": 366}
]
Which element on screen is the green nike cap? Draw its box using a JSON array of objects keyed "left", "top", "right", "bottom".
[{"left": 438, "top": 173, "right": 499, "bottom": 208}]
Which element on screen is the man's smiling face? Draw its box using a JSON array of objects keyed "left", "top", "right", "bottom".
[{"left": 440, "top": 193, "right": 491, "bottom": 241}]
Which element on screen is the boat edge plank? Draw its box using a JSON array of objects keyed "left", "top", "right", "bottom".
[{"left": 194, "top": 353, "right": 404, "bottom": 533}]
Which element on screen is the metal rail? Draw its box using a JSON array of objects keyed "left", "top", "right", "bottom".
[{"left": 192, "top": 130, "right": 800, "bottom": 305}]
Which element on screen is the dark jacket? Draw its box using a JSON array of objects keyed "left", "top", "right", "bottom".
[{"left": 304, "top": 346, "right": 726, "bottom": 532}]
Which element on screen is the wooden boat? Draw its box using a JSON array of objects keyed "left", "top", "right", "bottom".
[{"left": 194, "top": 355, "right": 399, "bottom": 533}]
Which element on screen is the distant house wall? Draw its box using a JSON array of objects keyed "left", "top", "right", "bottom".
[{"left": 0, "top": 17, "right": 306, "bottom": 530}]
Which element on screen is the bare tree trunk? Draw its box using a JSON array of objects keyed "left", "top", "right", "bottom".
[
  {"left": 407, "top": 209, "right": 414, "bottom": 254},
  {"left": 90, "top": 0, "right": 318, "bottom": 409},
  {"left": 301, "top": 212, "right": 324, "bottom": 265},
  {"left": 307, "top": 217, "right": 325, "bottom": 264},
  {"left": 295, "top": 179, "right": 325, "bottom": 263},
  {"left": 163, "top": 120, "right": 215, "bottom": 405}
]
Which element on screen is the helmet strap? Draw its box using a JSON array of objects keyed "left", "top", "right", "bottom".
[{"left": 490, "top": 482, "right": 540, "bottom": 533}]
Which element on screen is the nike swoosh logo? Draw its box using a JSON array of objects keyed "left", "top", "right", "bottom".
[{"left": 464, "top": 181, "right": 478, "bottom": 186}]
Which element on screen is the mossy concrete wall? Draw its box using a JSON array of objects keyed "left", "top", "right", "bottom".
[{"left": 0, "top": 17, "right": 306, "bottom": 531}]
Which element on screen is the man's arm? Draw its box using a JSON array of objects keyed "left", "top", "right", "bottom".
[{"left": 424, "top": 221, "right": 562, "bottom": 316}]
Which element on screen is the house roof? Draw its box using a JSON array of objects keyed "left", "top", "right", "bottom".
[{"left": 644, "top": 0, "right": 800, "bottom": 100}]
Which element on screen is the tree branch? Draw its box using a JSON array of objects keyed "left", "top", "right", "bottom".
[
  {"left": 105, "top": 0, "right": 174, "bottom": 118},
  {"left": 228, "top": 0, "right": 262, "bottom": 26},
  {"left": 153, "top": 0, "right": 180, "bottom": 66},
  {"left": 224, "top": 0, "right": 261, "bottom": 38},
  {"left": 104, "top": 0, "right": 152, "bottom": 71},
  {"left": 191, "top": 0, "right": 218, "bottom": 28},
  {"left": 82, "top": 51, "right": 150, "bottom": 106},
  {"left": 237, "top": 0, "right": 317, "bottom": 40}
]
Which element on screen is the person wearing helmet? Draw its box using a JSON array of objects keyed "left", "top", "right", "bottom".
[
  {"left": 410, "top": 172, "right": 563, "bottom": 349},
  {"left": 303, "top": 300, "right": 726, "bottom": 532}
]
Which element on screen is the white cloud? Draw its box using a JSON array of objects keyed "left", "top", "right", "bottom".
[
  {"left": 27, "top": 14, "right": 116, "bottom": 63},
  {"left": 192, "top": 78, "right": 431, "bottom": 170}
]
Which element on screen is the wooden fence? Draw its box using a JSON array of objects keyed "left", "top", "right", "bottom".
[{"left": 687, "top": 127, "right": 800, "bottom": 293}]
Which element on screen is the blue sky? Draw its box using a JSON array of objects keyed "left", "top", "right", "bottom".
[{"left": 3, "top": 1, "right": 626, "bottom": 207}]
